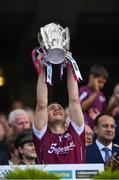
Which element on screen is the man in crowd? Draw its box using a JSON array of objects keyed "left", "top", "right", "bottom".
[
  {"left": 85, "top": 124, "right": 94, "bottom": 146},
  {"left": 86, "top": 113, "right": 119, "bottom": 169},
  {"left": 8, "top": 109, "right": 31, "bottom": 134},
  {"left": 32, "top": 63, "right": 85, "bottom": 164}
]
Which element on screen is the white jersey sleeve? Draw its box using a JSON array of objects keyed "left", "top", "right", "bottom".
[
  {"left": 70, "top": 120, "right": 84, "bottom": 135},
  {"left": 32, "top": 123, "right": 47, "bottom": 139}
]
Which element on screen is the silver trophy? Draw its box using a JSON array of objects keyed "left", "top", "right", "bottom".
[
  {"left": 38, "top": 22, "right": 70, "bottom": 64},
  {"left": 32, "top": 22, "right": 82, "bottom": 85}
]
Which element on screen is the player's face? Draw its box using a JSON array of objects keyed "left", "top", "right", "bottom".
[{"left": 48, "top": 103, "right": 65, "bottom": 124}]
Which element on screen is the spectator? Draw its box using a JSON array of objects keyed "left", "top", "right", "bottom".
[
  {"left": 32, "top": 62, "right": 85, "bottom": 164},
  {"left": 85, "top": 124, "right": 94, "bottom": 146},
  {"left": 25, "top": 107, "right": 35, "bottom": 126},
  {"left": 79, "top": 64, "right": 108, "bottom": 129},
  {"left": 107, "top": 83, "right": 119, "bottom": 116},
  {"left": 11, "top": 100, "right": 25, "bottom": 110},
  {"left": 107, "top": 83, "right": 119, "bottom": 145},
  {"left": 0, "top": 122, "right": 6, "bottom": 141},
  {"left": 86, "top": 113, "right": 119, "bottom": 169},
  {"left": 0, "top": 123, "right": 6, "bottom": 151},
  {"left": 14, "top": 128, "right": 37, "bottom": 165},
  {"left": 5, "top": 134, "right": 21, "bottom": 165},
  {"left": 0, "top": 113, "right": 8, "bottom": 128},
  {"left": 0, "top": 112, "right": 13, "bottom": 137},
  {"left": 112, "top": 111, "right": 119, "bottom": 145},
  {"left": 8, "top": 109, "right": 30, "bottom": 134}
]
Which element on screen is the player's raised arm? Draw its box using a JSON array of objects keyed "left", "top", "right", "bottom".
[
  {"left": 67, "top": 66, "right": 84, "bottom": 127},
  {"left": 34, "top": 67, "right": 48, "bottom": 130}
]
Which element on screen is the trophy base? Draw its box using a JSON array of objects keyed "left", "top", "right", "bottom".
[{"left": 47, "top": 48, "right": 66, "bottom": 64}]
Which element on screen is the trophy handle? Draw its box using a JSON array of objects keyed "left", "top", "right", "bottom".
[
  {"left": 39, "top": 27, "right": 49, "bottom": 50},
  {"left": 37, "top": 32, "right": 43, "bottom": 47},
  {"left": 66, "top": 27, "right": 70, "bottom": 50},
  {"left": 62, "top": 27, "right": 70, "bottom": 50}
]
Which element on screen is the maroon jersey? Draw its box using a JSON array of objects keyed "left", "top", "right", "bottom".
[
  {"left": 33, "top": 122, "right": 85, "bottom": 164},
  {"left": 80, "top": 86, "right": 106, "bottom": 129}
]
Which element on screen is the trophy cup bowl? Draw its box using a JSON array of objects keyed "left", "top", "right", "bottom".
[
  {"left": 38, "top": 22, "right": 70, "bottom": 65},
  {"left": 47, "top": 48, "right": 66, "bottom": 64}
]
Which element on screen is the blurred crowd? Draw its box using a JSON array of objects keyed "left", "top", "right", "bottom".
[{"left": 0, "top": 64, "right": 119, "bottom": 168}]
